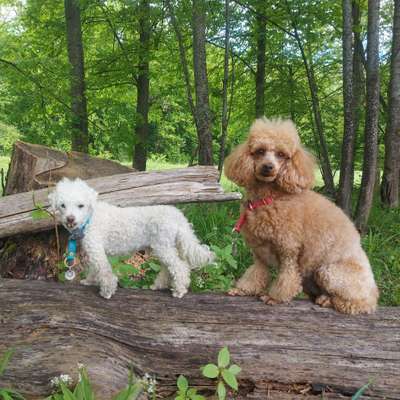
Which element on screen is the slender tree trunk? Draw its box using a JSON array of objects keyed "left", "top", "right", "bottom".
[
  {"left": 292, "top": 27, "right": 335, "bottom": 195},
  {"left": 381, "top": 0, "right": 400, "bottom": 208},
  {"left": 218, "top": 0, "right": 231, "bottom": 174},
  {"left": 288, "top": 64, "right": 296, "bottom": 123},
  {"left": 192, "top": 0, "right": 213, "bottom": 165},
  {"left": 64, "top": 0, "right": 88, "bottom": 153},
  {"left": 133, "top": 0, "right": 150, "bottom": 171},
  {"left": 165, "top": 0, "right": 197, "bottom": 125},
  {"left": 255, "top": 2, "right": 266, "bottom": 118},
  {"left": 337, "top": 0, "right": 355, "bottom": 215},
  {"left": 355, "top": 0, "right": 380, "bottom": 231}
]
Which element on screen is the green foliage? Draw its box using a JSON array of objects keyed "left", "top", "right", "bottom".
[
  {"left": 0, "top": 349, "right": 26, "bottom": 400},
  {"left": 200, "top": 347, "right": 241, "bottom": 400},
  {"left": 45, "top": 365, "right": 144, "bottom": 400},
  {"left": 174, "top": 375, "right": 205, "bottom": 400},
  {"left": 351, "top": 380, "right": 373, "bottom": 400}
]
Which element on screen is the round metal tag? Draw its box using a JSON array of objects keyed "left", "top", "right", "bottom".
[{"left": 65, "top": 269, "right": 76, "bottom": 281}]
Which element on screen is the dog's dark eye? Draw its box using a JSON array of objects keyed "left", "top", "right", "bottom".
[
  {"left": 61, "top": 203, "right": 65, "bottom": 209},
  {"left": 254, "top": 148, "right": 265, "bottom": 156},
  {"left": 78, "top": 204, "right": 85, "bottom": 209},
  {"left": 277, "top": 151, "right": 287, "bottom": 159}
]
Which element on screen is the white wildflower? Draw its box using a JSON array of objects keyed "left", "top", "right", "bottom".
[
  {"left": 141, "top": 373, "right": 157, "bottom": 395},
  {"left": 50, "top": 373, "right": 72, "bottom": 388}
]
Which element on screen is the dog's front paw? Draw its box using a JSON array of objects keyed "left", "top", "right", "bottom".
[
  {"left": 80, "top": 278, "right": 97, "bottom": 286},
  {"left": 228, "top": 287, "right": 250, "bottom": 296},
  {"left": 259, "top": 294, "right": 281, "bottom": 305},
  {"left": 172, "top": 288, "right": 187, "bottom": 299},
  {"left": 99, "top": 276, "right": 118, "bottom": 300}
]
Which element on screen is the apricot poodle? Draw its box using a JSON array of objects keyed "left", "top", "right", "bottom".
[{"left": 224, "top": 117, "right": 378, "bottom": 314}]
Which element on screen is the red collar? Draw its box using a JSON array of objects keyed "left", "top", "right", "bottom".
[{"left": 233, "top": 196, "right": 273, "bottom": 233}]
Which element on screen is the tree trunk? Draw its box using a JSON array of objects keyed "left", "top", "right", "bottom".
[
  {"left": 293, "top": 29, "right": 335, "bottom": 195},
  {"left": 1, "top": 279, "right": 399, "bottom": 400},
  {"left": 166, "top": 0, "right": 197, "bottom": 124},
  {"left": 255, "top": 2, "right": 266, "bottom": 118},
  {"left": 64, "top": 0, "right": 89, "bottom": 153},
  {"left": 218, "top": 0, "right": 231, "bottom": 174},
  {"left": 133, "top": 0, "right": 151, "bottom": 171},
  {"left": 381, "top": 0, "right": 400, "bottom": 208},
  {"left": 192, "top": 0, "right": 213, "bottom": 165},
  {"left": 355, "top": 0, "right": 380, "bottom": 232},
  {"left": 337, "top": 0, "right": 355, "bottom": 215},
  {"left": 288, "top": 64, "right": 296, "bottom": 123}
]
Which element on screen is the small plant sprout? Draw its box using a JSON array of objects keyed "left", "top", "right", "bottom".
[
  {"left": 50, "top": 374, "right": 73, "bottom": 389},
  {"left": 201, "top": 347, "right": 241, "bottom": 400},
  {"left": 175, "top": 375, "right": 205, "bottom": 400}
]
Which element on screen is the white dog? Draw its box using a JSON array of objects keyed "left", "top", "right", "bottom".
[{"left": 49, "top": 178, "right": 215, "bottom": 299}]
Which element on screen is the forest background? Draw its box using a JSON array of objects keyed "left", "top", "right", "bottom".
[{"left": 0, "top": 0, "right": 399, "bottom": 306}]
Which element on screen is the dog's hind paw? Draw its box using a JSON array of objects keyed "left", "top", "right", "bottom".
[
  {"left": 315, "top": 294, "right": 332, "bottom": 308},
  {"left": 80, "top": 278, "right": 96, "bottom": 286}
]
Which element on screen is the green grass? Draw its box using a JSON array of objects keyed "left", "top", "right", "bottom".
[{"left": 0, "top": 156, "right": 9, "bottom": 173}]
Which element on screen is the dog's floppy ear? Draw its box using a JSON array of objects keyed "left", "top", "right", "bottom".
[
  {"left": 276, "top": 146, "right": 315, "bottom": 193},
  {"left": 224, "top": 143, "right": 255, "bottom": 187}
]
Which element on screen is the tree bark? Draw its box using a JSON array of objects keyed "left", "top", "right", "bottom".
[
  {"left": 218, "top": 0, "right": 231, "bottom": 174},
  {"left": 166, "top": 0, "right": 197, "bottom": 124},
  {"left": 64, "top": 0, "right": 89, "bottom": 153},
  {"left": 255, "top": 2, "right": 267, "bottom": 118},
  {"left": 1, "top": 279, "right": 399, "bottom": 399},
  {"left": 292, "top": 27, "right": 335, "bottom": 195},
  {"left": 355, "top": 0, "right": 380, "bottom": 231},
  {"left": 381, "top": 0, "right": 400, "bottom": 208},
  {"left": 192, "top": 0, "right": 213, "bottom": 165},
  {"left": 133, "top": 0, "right": 151, "bottom": 171},
  {"left": 337, "top": 0, "right": 355, "bottom": 215}
]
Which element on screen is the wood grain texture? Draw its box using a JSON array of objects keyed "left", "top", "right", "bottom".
[
  {"left": 0, "top": 279, "right": 398, "bottom": 399},
  {"left": 0, "top": 166, "right": 241, "bottom": 239}
]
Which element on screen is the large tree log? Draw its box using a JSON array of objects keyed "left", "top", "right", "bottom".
[
  {"left": 0, "top": 279, "right": 398, "bottom": 400},
  {"left": 0, "top": 166, "right": 241, "bottom": 239},
  {"left": 5, "top": 141, "right": 133, "bottom": 195}
]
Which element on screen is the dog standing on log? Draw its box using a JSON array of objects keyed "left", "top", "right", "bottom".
[
  {"left": 49, "top": 178, "right": 214, "bottom": 299},
  {"left": 224, "top": 118, "right": 378, "bottom": 314}
]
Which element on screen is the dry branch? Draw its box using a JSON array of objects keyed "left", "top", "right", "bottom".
[{"left": 0, "top": 279, "right": 398, "bottom": 399}]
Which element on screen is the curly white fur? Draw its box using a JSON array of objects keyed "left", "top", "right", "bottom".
[{"left": 49, "top": 178, "right": 215, "bottom": 299}]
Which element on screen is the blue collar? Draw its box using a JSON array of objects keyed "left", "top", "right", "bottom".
[{"left": 65, "top": 216, "right": 91, "bottom": 265}]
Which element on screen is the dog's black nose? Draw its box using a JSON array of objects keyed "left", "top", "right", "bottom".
[
  {"left": 66, "top": 216, "right": 75, "bottom": 224},
  {"left": 261, "top": 164, "right": 274, "bottom": 176}
]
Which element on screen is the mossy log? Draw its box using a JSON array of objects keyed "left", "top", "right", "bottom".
[{"left": 0, "top": 279, "right": 399, "bottom": 400}]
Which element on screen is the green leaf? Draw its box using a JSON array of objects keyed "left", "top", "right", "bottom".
[
  {"left": 60, "top": 382, "right": 76, "bottom": 400},
  {"left": 148, "top": 262, "right": 161, "bottom": 272},
  {"left": 217, "top": 381, "right": 226, "bottom": 400},
  {"left": 202, "top": 364, "right": 219, "bottom": 378},
  {"left": 192, "top": 396, "right": 205, "bottom": 400},
  {"left": 174, "top": 396, "right": 185, "bottom": 400},
  {"left": 0, "top": 349, "right": 14, "bottom": 376},
  {"left": 352, "top": 381, "right": 372, "bottom": 400},
  {"left": 0, "top": 389, "right": 13, "bottom": 400},
  {"left": 177, "top": 375, "right": 188, "bottom": 392},
  {"left": 221, "top": 369, "right": 238, "bottom": 391},
  {"left": 218, "top": 347, "right": 230, "bottom": 368},
  {"left": 228, "top": 364, "right": 241, "bottom": 375},
  {"left": 31, "top": 209, "right": 49, "bottom": 220}
]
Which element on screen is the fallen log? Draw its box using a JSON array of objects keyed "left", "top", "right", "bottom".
[
  {"left": 0, "top": 166, "right": 241, "bottom": 239},
  {"left": 0, "top": 279, "right": 398, "bottom": 400},
  {"left": 5, "top": 141, "right": 134, "bottom": 195}
]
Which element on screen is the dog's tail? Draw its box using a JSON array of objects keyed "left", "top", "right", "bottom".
[{"left": 176, "top": 225, "right": 215, "bottom": 269}]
